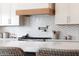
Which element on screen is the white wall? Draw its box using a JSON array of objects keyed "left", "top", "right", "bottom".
[{"left": 0, "top": 15, "right": 79, "bottom": 40}]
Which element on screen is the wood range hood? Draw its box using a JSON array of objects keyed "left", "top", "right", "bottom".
[{"left": 16, "top": 3, "right": 55, "bottom": 16}]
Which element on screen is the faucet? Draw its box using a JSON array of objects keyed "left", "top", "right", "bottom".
[{"left": 64, "top": 35, "right": 72, "bottom": 40}]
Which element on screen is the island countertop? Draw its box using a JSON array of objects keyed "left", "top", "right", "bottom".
[{"left": 0, "top": 40, "right": 79, "bottom": 52}]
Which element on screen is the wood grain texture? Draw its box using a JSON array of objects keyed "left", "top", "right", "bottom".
[{"left": 16, "top": 8, "right": 55, "bottom": 15}]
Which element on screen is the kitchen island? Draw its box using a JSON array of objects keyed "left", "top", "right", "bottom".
[{"left": 0, "top": 39, "right": 79, "bottom": 52}]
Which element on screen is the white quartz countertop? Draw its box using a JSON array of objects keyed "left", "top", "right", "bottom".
[
  {"left": 0, "top": 40, "right": 79, "bottom": 52},
  {"left": 47, "top": 39, "right": 79, "bottom": 42},
  {"left": 0, "top": 38, "right": 79, "bottom": 52}
]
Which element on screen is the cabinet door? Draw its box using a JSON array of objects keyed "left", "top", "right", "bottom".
[
  {"left": 69, "top": 3, "right": 79, "bottom": 24},
  {"left": 55, "top": 3, "right": 69, "bottom": 24},
  {"left": 0, "top": 4, "right": 2, "bottom": 25},
  {"left": 10, "top": 4, "right": 19, "bottom": 26},
  {"left": 16, "top": 3, "right": 49, "bottom": 10},
  {"left": 1, "top": 4, "right": 11, "bottom": 25}
]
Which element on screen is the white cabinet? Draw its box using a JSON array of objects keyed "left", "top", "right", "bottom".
[
  {"left": 0, "top": 3, "right": 19, "bottom": 26},
  {"left": 55, "top": 3, "right": 79, "bottom": 24},
  {"left": 55, "top": 3, "right": 69, "bottom": 24},
  {"left": 0, "top": 4, "right": 2, "bottom": 25},
  {"left": 10, "top": 4, "right": 19, "bottom": 26},
  {"left": 1, "top": 4, "right": 11, "bottom": 25},
  {"left": 69, "top": 4, "right": 79, "bottom": 24}
]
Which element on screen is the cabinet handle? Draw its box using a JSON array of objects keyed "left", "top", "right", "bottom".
[
  {"left": 67, "top": 16, "right": 69, "bottom": 24},
  {"left": 8, "top": 19, "right": 11, "bottom": 24},
  {"left": 69, "top": 16, "right": 70, "bottom": 23},
  {"left": 67, "top": 16, "right": 70, "bottom": 24},
  {"left": 67, "top": 16, "right": 68, "bottom": 24}
]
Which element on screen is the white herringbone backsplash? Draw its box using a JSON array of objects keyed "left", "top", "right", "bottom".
[{"left": 1, "top": 15, "right": 79, "bottom": 40}]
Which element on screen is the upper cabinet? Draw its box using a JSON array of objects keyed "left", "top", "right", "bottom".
[
  {"left": 16, "top": 3, "right": 55, "bottom": 15},
  {"left": 1, "top": 4, "right": 11, "bottom": 25},
  {"left": 55, "top": 3, "right": 79, "bottom": 24},
  {"left": 0, "top": 3, "right": 19, "bottom": 26},
  {"left": 69, "top": 4, "right": 79, "bottom": 24},
  {"left": 10, "top": 4, "right": 19, "bottom": 26},
  {"left": 55, "top": 3, "right": 69, "bottom": 24}
]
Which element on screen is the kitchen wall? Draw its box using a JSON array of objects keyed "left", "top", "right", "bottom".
[{"left": 0, "top": 15, "right": 79, "bottom": 40}]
